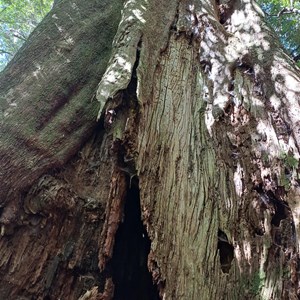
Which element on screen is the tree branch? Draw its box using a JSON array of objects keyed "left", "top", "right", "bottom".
[
  {"left": 277, "top": 7, "right": 300, "bottom": 17},
  {"left": 12, "top": 33, "right": 27, "bottom": 41},
  {"left": 0, "top": 49, "right": 13, "bottom": 55},
  {"left": 293, "top": 53, "right": 300, "bottom": 62}
]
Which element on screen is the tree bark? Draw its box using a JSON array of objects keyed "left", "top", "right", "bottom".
[{"left": 1, "top": 0, "right": 300, "bottom": 299}]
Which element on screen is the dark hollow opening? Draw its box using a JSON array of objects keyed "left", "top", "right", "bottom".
[
  {"left": 269, "top": 190, "right": 289, "bottom": 227},
  {"left": 218, "top": 229, "right": 234, "bottom": 274},
  {"left": 110, "top": 181, "right": 160, "bottom": 300}
]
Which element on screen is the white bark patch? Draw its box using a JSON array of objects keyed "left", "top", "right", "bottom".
[
  {"left": 242, "top": 240, "right": 252, "bottom": 263},
  {"left": 256, "top": 120, "right": 280, "bottom": 157},
  {"left": 96, "top": 0, "right": 147, "bottom": 120},
  {"left": 234, "top": 163, "right": 244, "bottom": 197}
]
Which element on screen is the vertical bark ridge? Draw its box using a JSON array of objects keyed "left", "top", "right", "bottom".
[
  {"left": 1, "top": 0, "right": 300, "bottom": 298},
  {"left": 135, "top": 0, "right": 300, "bottom": 298},
  {"left": 138, "top": 34, "right": 229, "bottom": 298}
]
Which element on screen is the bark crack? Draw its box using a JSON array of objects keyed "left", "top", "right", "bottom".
[
  {"left": 217, "top": 229, "right": 234, "bottom": 273},
  {"left": 109, "top": 183, "right": 160, "bottom": 300}
]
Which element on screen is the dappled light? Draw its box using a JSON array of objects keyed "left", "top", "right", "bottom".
[
  {"left": 1, "top": 0, "right": 300, "bottom": 298},
  {"left": 234, "top": 163, "right": 244, "bottom": 196},
  {"left": 257, "top": 0, "right": 300, "bottom": 66},
  {"left": 0, "top": 0, "right": 54, "bottom": 71},
  {"left": 96, "top": 0, "right": 147, "bottom": 119},
  {"left": 173, "top": 0, "right": 300, "bottom": 297}
]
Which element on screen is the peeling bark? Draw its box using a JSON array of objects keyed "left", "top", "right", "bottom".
[{"left": 1, "top": 0, "right": 300, "bottom": 299}]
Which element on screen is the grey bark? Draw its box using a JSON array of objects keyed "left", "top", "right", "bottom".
[
  {"left": 0, "top": 0, "right": 123, "bottom": 210},
  {"left": 1, "top": 0, "right": 300, "bottom": 299}
]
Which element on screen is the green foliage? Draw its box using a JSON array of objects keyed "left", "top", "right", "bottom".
[
  {"left": 279, "top": 151, "right": 299, "bottom": 190},
  {"left": 0, "top": 0, "right": 299, "bottom": 71},
  {"left": 279, "top": 152, "right": 299, "bottom": 169},
  {"left": 249, "top": 270, "right": 265, "bottom": 296},
  {"left": 240, "top": 270, "right": 266, "bottom": 298},
  {"left": 257, "top": 0, "right": 300, "bottom": 66},
  {"left": 0, "top": 0, "right": 53, "bottom": 71}
]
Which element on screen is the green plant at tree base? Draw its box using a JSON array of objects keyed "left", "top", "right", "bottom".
[{"left": 240, "top": 270, "right": 266, "bottom": 299}]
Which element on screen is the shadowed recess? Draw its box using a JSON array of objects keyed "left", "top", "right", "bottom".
[
  {"left": 110, "top": 181, "right": 160, "bottom": 300},
  {"left": 218, "top": 229, "right": 234, "bottom": 274}
]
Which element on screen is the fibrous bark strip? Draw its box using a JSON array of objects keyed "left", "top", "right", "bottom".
[
  {"left": 1, "top": 0, "right": 300, "bottom": 299},
  {"left": 98, "top": 0, "right": 300, "bottom": 298}
]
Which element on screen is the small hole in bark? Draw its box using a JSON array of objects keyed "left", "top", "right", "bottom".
[
  {"left": 271, "top": 201, "right": 289, "bottom": 227},
  {"left": 253, "top": 227, "right": 264, "bottom": 236},
  {"left": 224, "top": 102, "right": 233, "bottom": 114},
  {"left": 216, "top": 0, "right": 235, "bottom": 25},
  {"left": 110, "top": 182, "right": 160, "bottom": 300},
  {"left": 254, "top": 187, "right": 291, "bottom": 227},
  {"left": 228, "top": 81, "right": 234, "bottom": 92},
  {"left": 264, "top": 191, "right": 289, "bottom": 227},
  {"left": 218, "top": 229, "right": 234, "bottom": 273}
]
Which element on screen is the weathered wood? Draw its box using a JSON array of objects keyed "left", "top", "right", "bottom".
[
  {"left": 0, "top": 0, "right": 123, "bottom": 204},
  {"left": 134, "top": 0, "right": 300, "bottom": 298},
  {"left": 1, "top": 0, "right": 300, "bottom": 299},
  {"left": 0, "top": 0, "right": 125, "bottom": 298},
  {"left": 0, "top": 131, "right": 117, "bottom": 298}
]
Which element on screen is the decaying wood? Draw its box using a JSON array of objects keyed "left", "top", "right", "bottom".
[{"left": 1, "top": 0, "right": 300, "bottom": 299}]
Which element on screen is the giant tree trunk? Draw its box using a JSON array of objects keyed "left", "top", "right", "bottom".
[{"left": 1, "top": 0, "right": 300, "bottom": 299}]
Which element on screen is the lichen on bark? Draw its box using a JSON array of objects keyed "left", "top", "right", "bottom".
[
  {"left": 108, "top": 0, "right": 300, "bottom": 298},
  {"left": 1, "top": 0, "right": 300, "bottom": 299}
]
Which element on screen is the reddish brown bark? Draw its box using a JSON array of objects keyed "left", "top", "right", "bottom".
[{"left": 1, "top": 0, "right": 300, "bottom": 299}]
